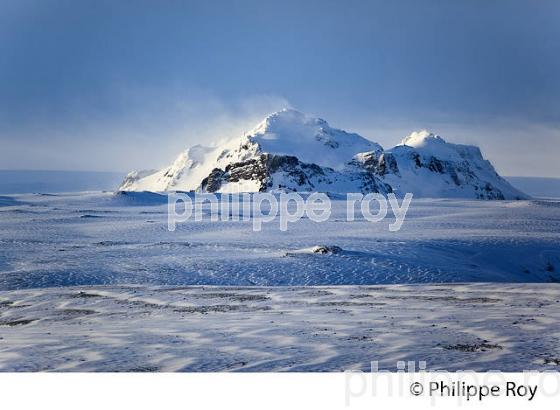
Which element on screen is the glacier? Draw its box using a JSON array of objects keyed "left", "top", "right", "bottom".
[
  {"left": 1, "top": 187, "right": 558, "bottom": 372},
  {"left": 1, "top": 191, "right": 558, "bottom": 289},
  {"left": 1, "top": 111, "right": 558, "bottom": 373}
]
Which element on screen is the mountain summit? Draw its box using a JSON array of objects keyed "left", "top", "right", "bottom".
[{"left": 120, "top": 110, "right": 527, "bottom": 199}]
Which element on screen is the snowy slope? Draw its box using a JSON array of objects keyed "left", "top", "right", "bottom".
[
  {"left": 120, "top": 110, "right": 527, "bottom": 199},
  {"left": 1, "top": 283, "right": 560, "bottom": 371},
  {"left": 1, "top": 192, "right": 559, "bottom": 288},
  {"left": 120, "top": 109, "right": 388, "bottom": 194},
  {"left": 378, "top": 131, "right": 528, "bottom": 199},
  {"left": 248, "top": 109, "right": 382, "bottom": 169}
]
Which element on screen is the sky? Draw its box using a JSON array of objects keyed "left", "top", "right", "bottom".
[{"left": 1, "top": 0, "right": 559, "bottom": 177}]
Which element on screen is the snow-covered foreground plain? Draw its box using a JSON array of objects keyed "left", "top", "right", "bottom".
[
  {"left": 1, "top": 192, "right": 560, "bottom": 371},
  {"left": 1, "top": 283, "right": 559, "bottom": 371},
  {"left": 0, "top": 192, "right": 559, "bottom": 288}
]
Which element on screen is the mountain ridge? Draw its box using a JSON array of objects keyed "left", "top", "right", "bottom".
[{"left": 119, "top": 109, "right": 528, "bottom": 199}]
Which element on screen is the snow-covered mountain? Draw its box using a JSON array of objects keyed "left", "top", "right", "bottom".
[
  {"left": 120, "top": 109, "right": 527, "bottom": 199},
  {"left": 368, "top": 131, "right": 528, "bottom": 199}
]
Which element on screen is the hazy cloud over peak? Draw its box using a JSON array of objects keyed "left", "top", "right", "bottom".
[{"left": 1, "top": 0, "right": 559, "bottom": 177}]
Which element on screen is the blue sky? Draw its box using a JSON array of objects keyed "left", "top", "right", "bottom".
[{"left": 1, "top": 0, "right": 559, "bottom": 176}]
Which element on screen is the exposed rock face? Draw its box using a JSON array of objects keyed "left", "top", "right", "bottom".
[
  {"left": 198, "top": 153, "right": 391, "bottom": 194},
  {"left": 119, "top": 110, "right": 528, "bottom": 199},
  {"left": 200, "top": 168, "right": 227, "bottom": 193},
  {"left": 377, "top": 131, "right": 524, "bottom": 199},
  {"left": 351, "top": 151, "right": 400, "bottom": 177}
]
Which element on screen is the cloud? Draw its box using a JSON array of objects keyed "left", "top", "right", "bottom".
[
  {"left": 1, "top": 86, "right": 558, "bottom": 178},
  {"left": 0, "top": 90, "right": 292, "bottom": 172}
]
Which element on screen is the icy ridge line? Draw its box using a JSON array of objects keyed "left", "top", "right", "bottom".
[{"left": 119, "top": 109, "right": 528, "bottom": 200}]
